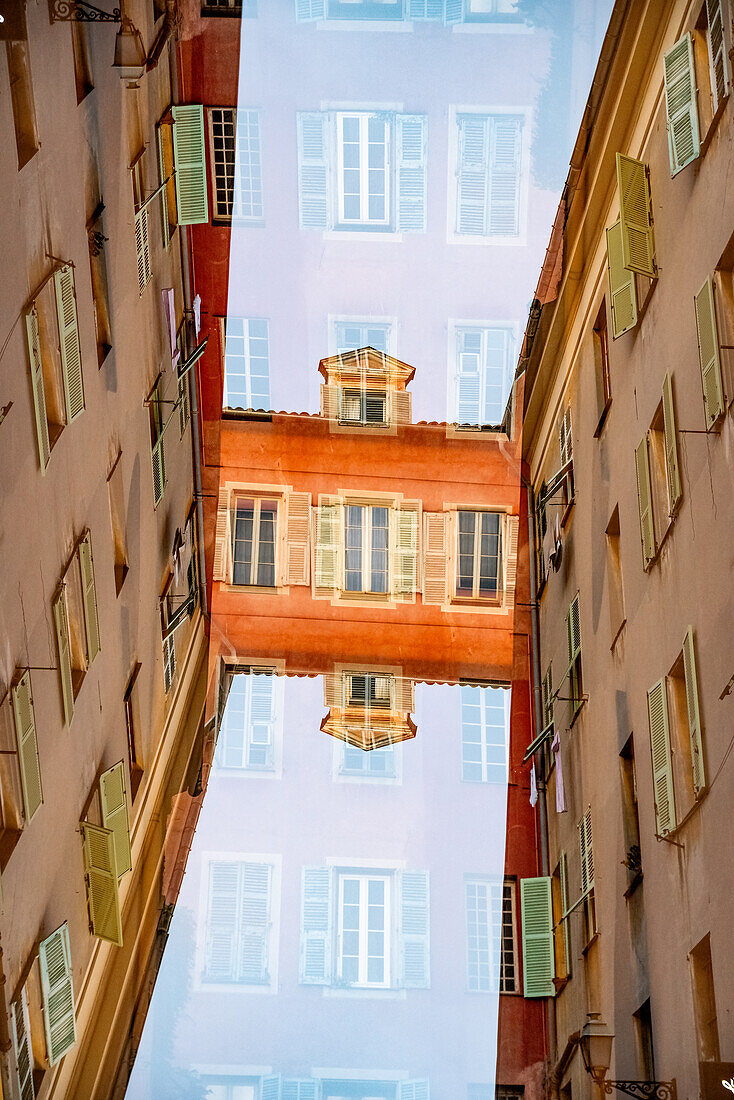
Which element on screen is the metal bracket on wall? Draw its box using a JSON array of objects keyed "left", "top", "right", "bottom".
[
  {"left": 48, "top": 0, "right": 121, "bottom": 21},
  {"left": 602, "top": 1082, "right": 676, "bottom": 1100}
]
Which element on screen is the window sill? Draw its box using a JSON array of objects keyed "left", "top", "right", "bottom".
[
  {"left": 226, "top": 583, "right": 280, "bottom": 594},
  {"left": 322, "top": 229, "right": 404, "bottom": 242},
  {"left": 581, "top": 931, "right": 600, "bottom": 956},
  {"left": 322, "top": 986, "right": 407, "bottom": 999}
]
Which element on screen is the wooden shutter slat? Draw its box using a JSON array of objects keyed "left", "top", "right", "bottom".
[
  {"left": 285, "top": 492, "right": 312, "bottom": 586},
  {"left": 299, "top": 867, "right": 332, "bottom": 984},
  {"left": 682, "top": 628, "right": 706, "bottom": 797},
  {"left": 616, "top": 153, "right": 657, "bottom": 278},
  {"left": 79, "top": 531, "right": 100, "bottom": 663},
  {"left": 295, "top": 0, "right": 325, "bottom": 20},
  {"left": 422, "top": 512, "right": 448, "bottom": 604},
  {"left": 661, "top": 373, "right": 682, "bottom": 513},
  {"left": 559, "top": 850, "right": 571, "bottom": 977},
  {"left": 134, "top": 206, "right": 151, "bottom": 294},
  {"left": 706, "top": 0, "right": 728, "bottom": 111},
  {"left": 488, "top": 116, "right": 521, "bottom": 236},
  {"left": 39, "top": 924, "right": 76, "bottom": 1066},
  {"left": 400, "top": 870, "right": 430, "bottom": 988},
  {"left": 396, "top": 115, "right": 427, "bottom": 233},
  {"left": 647, "top": 678, "right": 676, "bottom": 835},
  {"left": 53, "top": 265, "right": 84, "bottom": 423},
  {"left": 213, "top": 487, "right": 232, "bottom": 582},
  {"left": 579, "top": 807, "right": 594, "bottom": 896},
  {"left": 393, "top": 389, "right": 411, "bottom": 426},
  {"left": 81, "top": 822, "right": 123, "bottom": 946},
  {"left": 239, "top": 862, "right": 271, "bottom": 983},
  {"left": 694, "top": 276, "right": 725, "bottom": 427},
  {"left": 52, "top": 589, "right": 74, "bottom": 726},
  {"left": 297, "top": 113, "right": 330, "bottom": 229},
  {"left": 520, "top": 876, "right": 555, "bottom": 997},
  {"left": 100, "top": 761, "right": 132, "bottom": 878},
  {"left": 664, "top": 34, "right": 700, "bottom": 175},
  {"left": 314, "top": 496, "right": 341, "bottom": 593},
  {"left": 11, "top": 672, "right": 43, "bottom": 823},
  {"left": 635, "top": 436, "right": 656, "bottom": 569},
  {"left": 457, "top": 115, "right": 489, "bottom": 235},
  {"left": 171, "top": 105, "right": 209, "bottom": 225},
  {"left": 392, "top": 508, "right": 419, "bottom": 600},
  {"left": 11, "top": 989, "right": 35, "bottom": 1100},
  {"left": 206, "top": 861, "right": 239, "bottom": 980},
  {"left": 606, "top": 219, "right": 638, "bottom": 338},
  {"left": 25, "top": 306, "right": 51, "bottom": 471},
  {"left": 502, "top": 513, "right": 519, "bottom": 609},
  {"left": 320, "top": 384, "right": 339, "bottom": 421}
]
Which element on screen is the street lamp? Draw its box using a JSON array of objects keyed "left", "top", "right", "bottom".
[
  {"left": 112, "top": 14, "right": 146, "bottom": 86},
  {"left": 579, "top": 1014, "right": 677, "bottom": 1100}
]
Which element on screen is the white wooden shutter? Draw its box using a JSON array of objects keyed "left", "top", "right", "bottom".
[
  {"left": 213, "top": 487, "right": 233, "bottom": 582},
  {"left": 25, "top": 306, "right": 51, "bottom": 471},
  {"left": 661, "top": 373, "right": 682, "bottom": 512},
  {"left": 52, "top": 588, "right": 74, "bottom": 726},
  {"left": 647, "top": 678, "right": 676, "bottom": 835},
  {"left": 409, "top": 0, "right": 443, "bottom": 17},
  {"left": 559, "top": 405, "right": 573, "bottom": 466},
  {"left": 206, "top": 861, "right": 239, "bottom": 980},
  {"left": 399, "top": 1083, "right": 430, "bottom": 1100},
  {"left": 151, "top": 428, "right": 166, "bottom": 507},
  {"left": 39, "top": 924, "right": 76, "bottom": 1066},
  {"left": 261, "top": 1078, "right": 281, "bottom": 1100},
  {"left": 694, "top": 276, "right": 725, "bottom": 427},
  {"left": 457, "top": 115, "right": 489, "bottom": 235},
  {"left": 606, "top": 219, "right": 637, "bottom": 338},
  {"left": 663, "top": 34, "right": 700, "bottom": 175},
  {"left": 283, "top": 1081, "right": 319, "bottom": 1100},
  {"left": 10, "top": 989, "right": 35, "bottom": 1100},
  {"left": 285, "top": 492, "right": 311, "bottom": 585},
  {"left": 520, "top": 877, "right": 555, "bottom": 997},
  {"left": 635, "top": 436, "right": 656, "bottom": 569},
  {"left": 456, "top": 343, "right": 481, "bottom": 424},
  {"left": 299, "top": 867, "right": 332, "bottom": 984},
  {"left": 488, "top": 116, "right": 521, "bottom": 236},
  {"left": 53, "top": 265, "right": 84, "bottom": 423},
  {"left": 578, "top": 807, "right": 594, "bottom": 897},
  {"left": 422, "top": 512, "right": 448, "bottom": 604},
  {"left": 79, "top": 531, "right": 100, "bottom": 663},
  {"left": 295, "top": 0, "right": 325, "bottom": 19},
  {"left": 81, "top": 822, "right": 123, "bottom": 946},
  {"left": 100, "top": 761, "right": 132, "bottom": 878},
  {"left": 616, "top": 153, "right": 657, "bottom": 278},
  {"left": 502, "top": 513, "right": 519, "bottom": 609},
  {"left": 392, "top": 507, "right": 419, "bottom": 599},
  {"left": 396, "top": 115, "right": 427, "bottom": 232},
  {"left": 134, "top": 206, "right": 152, "bottom": 295},
  {"left": 320, "top": 383, "right": 339, "bottom": 420},
  {"left": 706, "top": 0, "right": 728, "bottom": 111},
  {"left": 396, "top": 675, "right": 415, "bottom": 713},
  {"left": 297, "top": 113, "right": 330, "bottom": 229},
  {"left": 323, "top": 671, "right": 342, "bottom": 710},
  {"left": 314, "top": 496, "right": 341, "bottom": 593},
  {"left": 393, "top": 389, "right": 411, "bottom": 426},
  {"left": 171, "top": 105, "right": 209, "bottom": 225},
  {"left": 11, "top": 672, "right": 43, "bottom": 823},
  {"left": 400, "top": 870, "right": 430, "bottom": 988},
  {"left": 444, "top": 0, "right": 463, "bottom": 23},
  {"left": 682, "top": 628, "right": 706, "bottom": 797},
  {"left": 239, "top": 862, "right": 271, "bottom": 983}
]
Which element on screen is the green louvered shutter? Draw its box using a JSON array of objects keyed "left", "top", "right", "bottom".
[
  {"left": 400, "top": 870, "right": 430, "bottom": 988},
  {"left": 11, "top": 672, "right": 43, "bottom": 823},
  {"left": 297, "top": 112, "right": 330, "bottom": 229},
  {"left": 81, "top": 822, "right": 122, "bottom": 946},
  {"left": 520, "top": 877, "right": 555, "bottom": 997},
  {"left": 54, "top": 265, "right": 84, "bottom": 423},
  {"left": 39, "top": 924, "right": 76, "bottom": 1066},
  {"left": 151, "top": 432, "right": 166, "bottom": 507},
  {"left": 559, "top": 851, "right": 571, "bottom": 978},
  {"left": 52, "top": 589, "right": 74, "bottom": 726},
  {"left": 606, "top": 219, "right": 638, "bottom": 338},
  {"left": 616, "top": 153, "right": 657, "bottom": 278},
  {"left": 25, "top": 306, "right": 51, "bottom": 471},
  {"left": 79, "top": 531, "right": 100, "bottom": 663},
  {"left": 396, "top": 115, "right": 427, "bottom": 232},
  {"left": 682, "top": 628, "right": 706, "bottom": 797},
  {"left": 171, "top": 105, "right": 209, "bottom": 225},
  {"left": 300, "top": 867, "right": 332, "bottom": 984},
  {"left": 579, "top": 807, "right": 594, "bottom": 897},
  {"left": 10, "top": 989, "right": 35, "bottom": 1100},
  {"left": 706, "top": 0, "right": 728, "bottom": 111},
  {"left": 392, "top": 508, "right": 419, "bottom": 599},
  {"left": 100, "top": 762, "right": 132, "bottom": 878},
  {"left": 314, "top": 497, "right": 341, "bottom": 593},
  {"left": 694, "top": 276, "right": 725, "bottom": 427},
  {"left": 635, "top": 436, "right": 656, "bottom": 569},
  {"left": 566, "top": 594, "right": 581, "bottom": 669},
  {"left": 661, "top": 373, "right": 682, "bottom": 513},
  {"left": 157, "top": 124, "right": 171, "bottom": 248},
  {"left": 664, "top": 35, "right": 700, "bottom": 175},
  {"left": 647, "top": 678, "right": 676, "bottom": 835}
]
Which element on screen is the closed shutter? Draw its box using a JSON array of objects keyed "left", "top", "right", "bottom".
[
  {"left": 559, "top": 405, "right": 573, "bottom": 465},
  {"left": 396, "top": 675, "right": 415, "bottom": 713},
  {"left": 25, "top": 306, "right": 51, "bottom": 471},
  {"left": 578, "top": 807, "right": 594, "bottom": 896},
  {"left": 297, "top": 113, "right": 330, "bottom": 229},
  {"left": 456, "top": 346, "right": 481, "bottom": 423},
  {"left": 566, "top": 594, "right": 581, "bottom": 669},
  {"left": 283, "top": 1081, "right": 319, "bottom": 1100},
  {"left": 134, "top": 206, "right": 152, "bottom": 295},
  {"left": 694, "top": 276, "right": 725, "bottom": 427},
  {"left": 11, "top": 672, "right": 43, "bottom": 823},
  {"left": 178, "top": 375, "right": 190, "bottom": 437},
  {"left": 422, "top": 512, "right": 448, "bottom": 604},
  {"left": 53, "top": 265, "right": 84, "bottom": 423},
  {"left": 502, "top": 513, "right": 519, "bottom": 609},
  {"left": 39, "top": 924, "right": 76, "bottom": 1066},
  {"left": 444, "top": 0, "right": 463, "bottom": 23},
  {"left": 520, "top": 876, "right": 555, "bottom": 997},
  {"left": 682, "top": 628, "right": 706, "bottom": 797},
  {"left": 647, "top": 678, "right": 676, "bottom": 835},
  {"left": 457, "top": 115, "right": 488, "bottom": 235},
  {"left": 206, "top": 861, "right": 239, "bottom": 979},
  {"left": 606, "top": 219, "right": 638, "bottom": 338},
  {"left": 399, "top": 1083, "right": 430, "bottom": 1100},
  {"left": 661, "top": 373, "right": 682, "bottom": 512},
  {"left": 100, "top": 761, "right": 132, "bottom": 878},
  {"left": 706, "top": 0, "right": 728, "bottom": 111},
  {"left": 151, "top": 430, "right": 166, "bottom": 507},
  {"left": 81, "top": 822, "right": 123, "bottom": 946},
  {"left": 616, "top": 153, "right": 657, "bottom": 278},
  {"left": 11, "top": 990, "right": 35, "bottom": 1100},
  {"left": 300, "top": 867, "right": 332, "bottom": 984},
  {"left": 52, "top": 589, "right": 74, "bottom": 726},
  {"left": 314, "top": 496, "right": 341, "bottom": 593},
  {"left": 171, "top": 105, "right": 209, "bottom": 225},
  {"left": 239, "top": 862, "right": 271, "bottom": 983},
  {"left": 79, "top": 531, "right": 100, "bottom": 663},
  {"left": 295, "top": 0, "right": 325, "bottom": 19},
  {"left": 393, "top": 389, "right": 411, "bottom": 426},
  {"left": 559, "top": 850, "right": 571, "bottom": 977},
  {"left": 663, "top": 34, "right": 700, "bottom": 175},
  {"left": 213, "top": 487, "right": 233, "bottom": 582},
  {"left": 400, "top": 870, "right": 430, "bottom": 988},
  {"left": 489, "top": 117, "right": 521, "bottom": 236},
  {"left": 261, "top": 1078, "right": 281, "bottom": 1100},
  {"left": 392, "top": 507, "right": 419, "bottom": 599},
  {"left": 320, "top": 384, "right": 339, "bottom": 420},
  {"left": 285, "top": 492, "right": 312, "bottom": 585},
  {"left": 396, "top": 115, "right": 427, "bottom": 233},
  {"left": 409, "top": 0, "right": 443, "bottom": 16},
  {"left": 635, "top": 436, "right": 656, "bottom": 569}
]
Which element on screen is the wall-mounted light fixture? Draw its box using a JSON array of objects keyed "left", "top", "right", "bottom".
[{"left": 579, "top": 1014, "right": 677, "bottom": 1099}]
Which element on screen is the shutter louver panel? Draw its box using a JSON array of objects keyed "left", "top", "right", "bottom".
[
  {"left": 520, "top": 877, "right": 555, "bottom": 997},
  {"left": 25, "top": 306, "right": 51, "bottom": 472},
  {"left": 489, "top": 117, "right": 521, "bottom": 236},
  {"left": 81, "top": 822, "right": 123, "bottom": 946},
  {"left": 663, "top": 35, "right": 700, "bottom": 175},
  {"left": 647, "top": 678, "right": 676, "bottom": 835},
  {"left": 694, "top": 276, "right": 725, "bottom": 427},
  {"left": 239, "top": 862, "right": 271, "bottom": 983},
  {"left": 606, "top": 219, "right": 637, "bottom": 338},
  {"left": 213, "top": 488, "right": 233, "bottom": 582},
  {"left": 323, "top": 671, "right": 342, "bottom": 710},
  {"left": 261, "top": 1078, "right": 281, "bottom": 1100},
  {"left": 392, "top": 508, "right": 419, "bottom": 600},
  {"left": 635, "top": 436, "right": 656, "bottom": 569},
  {"left": 206, "top": 861, "right": 239, "bottom": 980},
  {"left": 409, "top": 0, "right": 443, "bottom": 17},
  {"left": 661, "top": 373, "right": 682, "bottom": 513},
  {"left": 297, "top": 113, "right": 330, "bottom": 229},
  {"left": 157, "top": 124, "right": 171, "bottom": 249},
  {"left": 393, "top": 389, "right": 411, "bottom": 426},
  {"left": 616, "top": 153, "right": 657, "bottom": 278},
  {"left": 444, "top": 0, "right": 463, "bottom": 23},
  {"left": 79, "top": 531, "right": 100, "bottom": 663},
  {"left": 559, "top": 850, "right": 571, "bottom": 977},
  {"left": 706, "top": 0, "right": 728, "bottom": 111},
  {"left": 314, "top": 496, "right": 341, "bottom": 593},
  {"left": 134, "top": 207, "right": 152, "bottom": 294},
  {"left": 683, "top": 628, "right": 706, "bottom": 797},
  {"left": 11, "top": 672, "right": 43, "bottom": 823},
  {"left": 39, "top": 924, "right": 76, "bottom": 1066},
  {"left": 401, "top": 870, "right": 430, "bottom": 988},
  {"left": 566, "top": 594, "right": 581, "bottom": 666},
  {"left": 399, "top": 1083, "right": 430, "bottom": 1100},
  {"left": 283, "top": 1081, "right": 319, "bottom": 1100},
  {"left": 171, "top": 105, "right": 209, "bottom": 225},
  {"left": 52, "top": 589, "right": 74, "bottom": 727},
  {"left": 396, "top": 115, "right": 427, "bottom": 233},
  {"left": 54, "top": 265, "right": 84, "bottom": 423},
  {"left": 422, "top": 512, "right": 448, "bottom": 604},
  {"left": 396, "top": 675, "right": 415, "bottom": 713},
  {"left": 578, "top": 807, "right": 594, "bottom": 896},
  {"left": 295, "top": 0, "right": 325, "bottom": 19},
  {"left": 285, "top": 492, "right": 312, "bottom": 586},
  {"left": 300, "top": 867, "right": 332, "bottom": 984},
  {"left": 11, "top": 990, "right": 35, "bottom": 1100},
  {"left": 320, "top": 384, "right": 339, "bottom": 421},
  {"left": 456, "top": 352, "right": 481, "bottom": 424},
  {"left": 457, "top": 116, "right": 489, "bottom": 235},
  {"left": 100, "top": 761, "right": 132, "bottom": 878},
  {"left": 502, "top": 514, "right": 519, "bottom": 609},
  {"left": 151, "top": 432, "right": 166, "bottom": 507}
]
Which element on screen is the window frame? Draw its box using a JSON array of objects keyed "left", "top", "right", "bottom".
[
  {"left": 453, "top": 509, "right": 503, "bottom": 603},
  {"left": 222, "top": 316, "right": 271, "bottom": 411},
  {"left": 216, "top": 671, "right": 282, "bottom": 774},
  {"left": 336, "top": 111, "right": 392, "bottom": 229},
  {"left": 207, "top": 107, "right": 264, "bottom": 225},
  {"left": 200, "top": 855, "right": 279, "bottom": 991},
  {"left": 343, "top": 502, "right": 390, "bottom": 595},
  {"left": 452, "top": 110, "right": 525, "bottom": 241},
  {"left": 332, "top": 317, "right": 395, "bottom": 357},
  {"left": 465, "top": 875, "right": 518, "bottom": 994},
  {"left": 451, "top": 323, "right": 514, "bottom": 427},
  {"left": 336, "top": 871, "right": 392, "bottom": 988},
  {"left": 460, "top": 683, "right": 509, "bottom": 784},
  {"left": 231, "top": 495, "right": 281, "bottom": 588}
]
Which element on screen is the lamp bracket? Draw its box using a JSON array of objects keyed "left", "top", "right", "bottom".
[
  {"left": 603, "top": 1082, "right": 677, "bottom": 1100},
  {"left": 49, "top": 0, "right": 121, "bottom": 22}
]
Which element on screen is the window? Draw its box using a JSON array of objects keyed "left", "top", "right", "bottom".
[
  {"left": 157, "top": 113, "right": 178, "bottom": 248},
  {"left": 344, "top": 671, "right": 392, "bottom": 710},
  {"left": 208, "top": 108, "right": 264, "bottom": 224},
  {"left": 463, "top": 0, "right": 520, "bottom": 19},
  {"left": 87, "top": 206, "right": 112, "bottom": 365},
  {"left": 39, "top": 924, "right": 77, "bottom": 1065},
  {"left": 314, "top": 497, "right": 419, "bottom": 600},
  {"left": 494, "top": 1090, "right": 524, "bottom": 1100},
  {"left": 322, "top": 669, "right": 415, "bottom": 753},
  {"left": 297, "top": 111, "right": 426, "bottom": 233},
  {"left": 107, "top": 451, "right": 129, "bottom": 595},
  {"left": 633, "top": 999, "right": 656, "bottom": 1079},
  {"left": 52, "top": 531, "right": 100, "bottom": 726},
  {"left": 124, "top": 664, "right": 144, "bottom": 802},
  {"left": 340, "top": 389, "right": 387, "bottom": 426},
  {"left": 223, "top": 318, "right": 270, "bottom": 411},
  {"left": 171, "top": 105, "right": 209, "bottom": 226},
  {"left": 461, "top": 684, "right": 508, "bottom": 783},
  {"left": 593, "top": 302, "right": 611, "bottom": 433},
  {"left": 455, "top": 114, "right": 523, "bottom": 237},
  {"left": 6, "top": 40, "right": 38, "bottom": 170},
  {"left": 422, "top": 510, "right": 516, "bottom": 607},
  {"left": 551, "top": 853, "right": 571, "bottom": 982},
  {"left": 338, "top": 741, "right": 397, "bottom": 779},
  {"left": 605, "top": 506, "right": 625, "bottom": 643},
  {"left": 453, "top": 326, "right": 513, "bottom": 426},
  {"left": 80, "top": 762, "right": 131, "bottom": 946},
  {"left": 11, "top": 927, "right": 77, "bottom": 1095},
  {"left": 70, "top": 22, "right": 93, "bottom": 104},
  {"left": 558, "top": 405, "right": 572, "bottom": 467},
  {"left": 566, "top": 594, "right": 583, "bottom": 716},
  {"left": 694, "top": 275, "right": 726, "bottom": 428},
  {"left": 338, "top": 873, "right": 391, "bottom": 987},
  {"left": 465, "top": 877, "right": 517, "bottom": 992},
  {"left": 690, "top": 934, "right": 720, "bottom": 1062},
  {"left": 578, "top": 807, "right": 596, "bottom": 944},
  {"left": 606, "top": 218, "right": 638, "bottom": 338},
  {"left": 620, "top": 737, "right": 642, "bottom": 890},
  {"left": 217, "top": 672, "right": 279, "bottom": 772},
  {"left": 178, "top": 374, "right": 190, "bottom": 436},
  {"left": 200, "top": 1078, "right": 261, "bottom": 1100},
  {"left": 202, "top": 0, "right": 257, "bottom": 13},
  {"left": 203, "top": 860, "right": 274, "bottom": 985},
  {"left": 10, "top": 671, "right": 43, "bottom": 825},
  {"left": 616, "top": 153, "right": 657, "bottom": 279},
  {"left": 215, "top": 489, "right": 310, "bottom": 588},
  {"left": 455, "top": 511, "right": 501, "bottom": 600},
  {"left": 635, "top": 374, "right": 682, "bottom": 569},
  {"left": 232, "top": 498, "right": 278, "bottom": 586},
  {"left": 148, "top": 378, "right": 167, "bottom": 507},
  {"left": 344, "top": 505, "right": 389, "bottom": 592},
  {"left": 325, "top": 0, "right": 403, "bottom": 18},
  {"left": 334, "top": 319, "right": 393, "bottom": 355},
  {"left": 541, "top": 665, "right": 553, "bottom": 730}
]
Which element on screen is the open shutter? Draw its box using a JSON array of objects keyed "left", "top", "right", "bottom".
[
  {"left": 320, "top": 384, "right": 339, "bottom": 420},
  {"left": 297, "top": 113, "right": 330, "bottom": 230},
  {"left": 456, "top": 346, "right": 481, "bottom": 424},
  {"left": 606, "top": 219, "right": 637, "bottom": 338},
  {"left": 79, "top": 531, "right": 100, "bottom": 663},
  {"left": 52, "top": 589, "right": 74, "bottom": 726},
  {"left": 295, "top": 0, "right": 325, "bottom": 19},
  {"left": 393, "top": 389, "right": 411, "bottom": 426},
  {"left": 11, "top": 672, "right": 43, "bottom": 823},
  {"left": 25, "top": 306, "right": 51, "bottom": 471},
  {"left": 323, "top": 671, "right": 342, "bottom": 711},
  {"left": 664, "top": 35, "right": 700, "bottom": 175},
  {"left": 54, "top": 265, "right": 84, "bottom": 423},
  {"left": 706, "top": 0, "right": 728, "bottom": 111},
  {"left": 488, "top": 116, "right": 521, "bottom": 236},
  {"left": 314, "top": 496, "right": 341, "bottom": 594},
  {"left": 409, "top": 0, "right": 443, "bottom": 17},
  {"left": 300, "top": 867, "right": 332, "bottom": 984},
  {"left": 635, "top": 437, "right": 656, "bottom": 569},
  {"left": 457, "top": 116, "right": 488, "bottom": 235},
  {"left": 261, "top": 1078, "right": 281, "bottom": 1100},
  {"left": 422, "top": 512, "right": 448, "bottom": 604},
  {"left": 392, "top": 508, "right": 419, "bottom": 599},
  {"left": 683, "top": 628, "right": 706, "bottom": 797},
  {"left": 81, "top": 822, "right": 122, "bottom": 946},
  {"left": 213, "top": 487, "right": 233, "bottom": 582},
  {"left": 396, "top": 675, "right": 415, "bottom": 713},
  {"left": 520, "top": 877, "right": 555, "bottom": 997},
  {"left": 559, "top": 405, "right": 573, "bottom": 465},
  {"left": 100, "top": 762, "right": 131, "bottom": 878},
  {"left": 239, "top": 862, "right": 271, "bottom": 983},
  {"left": 283, "top": 1081, "right": 319, "bottom": 1100},
  {"left": 206, "top": 861, "right": 239, "bottom": 980},
  {"left": 400, "top": 870, "right": 430, "bottom": 988},
  {"left": 134, "top": 207, "right": 152, "bottom": 295},
  {"left": 647, "top": 678, "right": 676, "bottom": 835},
  {"left": 661, "top": 373, "right": 682, "bottom": 513},
  {"left": 171, "top": 105, "right": 209, "bottom": 225},
  {"left": 566, "top": 594, "right": 581, "bottom": 669},
  {"left": 39, "top": 924, "right": 76, "bottom": 1066},
  {"left": 444, "top": 0, "right": 463, "bottom": 23},
  {"left": 578, "top": 807, "right": 594, "bottom": 897},
  {"left": 694, "top": 276, "right": 725, "bottom": 427},
  {"left": 11, "top": 990, "right": 35, "bottom": 1100},
  {"left": 399, "top": 1084, "right": 430, "bottom": 1100},
  {"left": 157, "top": 124, "right": 171, "bottom": 248},
  {"left": 396, "top": 115, "right": 427, "bottom": 233},
  {"left": 502, "top": 513, "right": 519, "bottom": 609},
  {"left": 616, "top": 153, "right": 656, "bottom": 278},
  {"left": 285, "top": 492, "right": 312, "bottom": 586},
  {"left": 151, "top": 429, "right": 166, "bottom": 507},
  {"left": 559, "top": 851, "right": 571, "bottom": 977}
]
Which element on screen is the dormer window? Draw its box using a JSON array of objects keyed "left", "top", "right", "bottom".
[
  {"left": 340, "top": 388, "right": 387, "bottom": 426},
  {"left": 319, "top": 346, "right": 413, "bottom": 432},
  {"left": 345, "top": 672, "right": 393, "bottom": 711}
]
